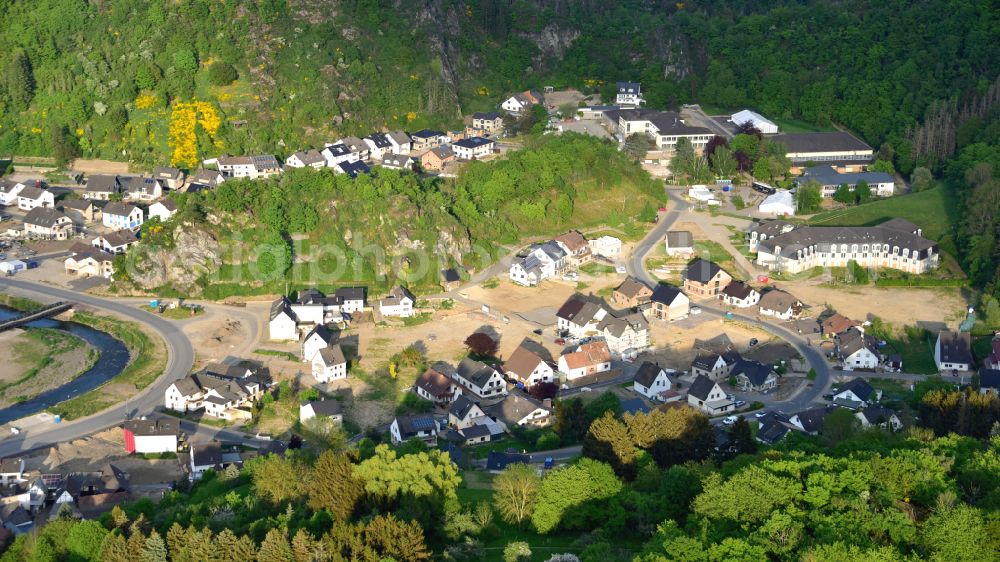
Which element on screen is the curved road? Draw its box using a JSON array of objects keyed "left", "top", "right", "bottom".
[
  {"left": 0, "top": 279, "right": 195, "bottom": 457},
  {"left": 626, "top": 188, "right": 832, "bottom": 412}
]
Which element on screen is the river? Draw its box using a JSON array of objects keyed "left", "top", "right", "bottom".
[{"left": 0, "top": 307, "right": 130, "bottom": 425}]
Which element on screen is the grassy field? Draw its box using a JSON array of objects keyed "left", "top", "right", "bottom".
[
  {"left": 0, "top": 329, "right": 91, "bottom": 400},
  {"left": 579, "top": 262, "right": 615, "bottom": 276},
  {"left": 807, "top": 185, "right": 959, "bottom": 253},
  {"left": 693, "top": 240, "right": 740, "bottom": 279},
  {"left": 254, "top": 349, "right": 299, "bottom": 361}
]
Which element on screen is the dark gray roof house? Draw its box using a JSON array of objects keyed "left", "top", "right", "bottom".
[
  {"left": 302, "top": 398, "right": 343, "bottom": 417},
  {"left": 650, "top": 284, "right": 686, "bottom": 306},
  {"left": 633, "top": 361, "right": 666, "bottom": 388},
  {"left": 685, "top": 258, "right": 722, "bottom": 283},
  {"left": 937, "top": 330, "right": 973, "bottom": 367},
  {"left": 687, "top": 374, "right": 718, "bottom": 401},
  {"left": 449, "top": 395, "right": 479, "bottom": 420},
  {"left": 665, "top": 231, "right": 694, "bottom": 248},
  {"left": 24, "top": 207, "right": 68, "bottom": 229},
  {"left": 85, "top": 174, "right": 121, "bottom": 194},
  {"left": 731, "top": 359, "right": 774, "bottom": 387},
  {"left": 980, "top": 368, "right": 1000, "bottom": 392},
  {"left": 456, "top": 358, "right": 501, "bottom": 389}
]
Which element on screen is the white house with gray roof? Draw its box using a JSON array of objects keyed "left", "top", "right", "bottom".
[
  {"left": 509, "top": 241, "right": 566, "bottom": 286},
  {"left": 452, "top": 358, "right": 507, "bottom": 399},
  {"left": 214, "top": 155, "right": 282, "bottom": 179},
  {"left": 796, "top": 165, "right": 895, "bottom": 197},
  {"left": 285, "top": 149, "right": 327, "bottom": 170}
]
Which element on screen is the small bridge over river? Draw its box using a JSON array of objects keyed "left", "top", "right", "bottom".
[{"left": 0, "top": 302, "right": 74, "bottom": 332}]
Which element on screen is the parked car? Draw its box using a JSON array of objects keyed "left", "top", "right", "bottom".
[
  {"left": 579, "top": 387, "right": 593, "bottom": 393},
  {"left": 722, "top": 416, "right": 738, "bottom": 425},
  {"left": 749, "top": 338, "right": 759, "bottom": 346},
  {"left": 754, "top": 411, "right": 768, "bottom": 418},
  {"left": 735, "top": 400, "right": 747, "bottom": 408},
  {"left": 554, "top": 338, "right": 566, "bottom": 345},
  {"left": 533, "top": 328, "right": 543, "bottom": 335},
  {"left": 690, "top": 307, "right": 702, "bottom": 315},
  {"left": 615, "top": 265, "right": 626, "bottom": 274}
]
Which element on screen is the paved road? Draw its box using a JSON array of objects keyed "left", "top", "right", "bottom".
[
  {"left": 625, "top": 189, "right": 832, "bottom": 413},
  {"left": 0, "top": 279, "right": 195, "bottom": 457}
]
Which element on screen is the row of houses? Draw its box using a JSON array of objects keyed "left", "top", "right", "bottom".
[
  {"left": 164, "top": 361, "right": 269, "bottom": 420},
  {"left": 268, "top": 286, "right": 415, "bottom": 341},
  {"left": 509, "top": 230, "right": 622, "bottom": 286}
]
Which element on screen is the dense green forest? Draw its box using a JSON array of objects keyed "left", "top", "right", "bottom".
[
  {"left": 118, "top": 134, "right": 662, "bottom": 297},
  {"left": 3, "top": 383, "right": 1000, "bottom": 562}
]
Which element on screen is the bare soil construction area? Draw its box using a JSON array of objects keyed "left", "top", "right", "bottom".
[
  {"left": 775, "top": 282, "right": 968, "bottom": 327},
  {"left": 0, "top": 328, "right": 96, "bottom": 407},
  {"left": 25, "top": 428, "right": 184, "bottom": 483}
]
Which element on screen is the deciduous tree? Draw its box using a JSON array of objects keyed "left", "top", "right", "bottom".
[{"left": 494, "top": 462, "right": 541, "bottom": 525}]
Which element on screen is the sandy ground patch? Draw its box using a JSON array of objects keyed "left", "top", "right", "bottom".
[
  {"left": 24, "top": 427, "right": 184, "bottom": 483},
  {"left": 0, "top": 329, "right": 95, "bottom": 407},
  {"left": 642, "top": 316, "right": 776, "bottom": 372},
  {"left": 0, "top": 330, "right": 28, "bottom": 385},
  {"left": 463, "top": 276, "right": 622, "bottom": 317},
  {"left": 775, "top": 283, "right": 968, "bottom": 327}
]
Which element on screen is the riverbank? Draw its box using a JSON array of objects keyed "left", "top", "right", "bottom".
[
  {"left": 0, "top": 328, "right": 99, "bottom": 407},
  {"left": 0, "top": 295, "right": 168, "bottom": 421}
]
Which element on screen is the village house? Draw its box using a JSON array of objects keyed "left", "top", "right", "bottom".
[
  {"left": 821, "top": 313, "right": 858, "bottom": 338},
  {"left": 414, "top": 367, "right": 462, "bottom": 406},
  {"left": 164, "top": 362, "right": 266, "bottom": 420},
  {"left": 731, "top": 359, "right": 778, "bottom": 392},
  {"left": 684, "top": 258, "right": 732, "bottom": 298},
  {"left": 293, "top": 291, "right": 344, "bottom": 328},
  {"left": 60, "top": 199, "right": 101, "bottom": 225},
  {"left": 364, "top": 132, "right": 394, "bottom": 160},
  {"left": 336, "top": 160, "right": 371, "bottom": 179},
  {"left": 796, "top": 165, "right": 895, "bottom": 197},
  {"left": 558, "top": 341, "right": 612, "bottom": 380},
  {"left": 452, "top": 358, "right": 508, "bottom": 399},
  {"left": 448, "top": 395, "right": 487, "bottom": 429},
  {"left": 665, "top": 231, "right": 694, "bottom": 257},
  {"left": 649, "top": 284, "right": 690, "bottom": 321},
  {"left": 612, "top": 109, "right": 712, "bottom": 151},
  {"left": 92, "top": 229, "right": 138, "bottom": 254},
  {"left": 419, "top": 145, "right": 455, "bottom": 171},
  {"left": 452, "top": 136, "right": 495, "bottom": 160},
  {"left": 589, "top": 235, "right": 622, "bottom": 259},
  {"left": 632, "top": 361, "right": 672, "bottom": 400},
  {"left": 553, "top": 230, "right": 592, "bottom": 267},
  {"left": 321, "top": 143, "right": 357, "bottom": 167},
  {"left": 509, "top": 241, "right": 567, "bottom": 286},
  {"left": 285, "top": 149, "right": 327, "bottom": 170},
  {"left": 148, "top": 198, "right": 177, "bottom": 222},
  {"left": 471, "top": 112, "right": 504, "bottom": 134},
  {"left": 485, "top": 393, "right": 551, "bottom": 428},
  {"left": 16, "top": 185, "right": 54, "bottom": 211},
  {"left": 788, "top": 407, "right": 833, "bottom": 435},
  {"left": 189, "top": 442, "right": 243, "bottom": 480},
  {"left": 772, "top": 131, "right": 873, "bottom": 173},
  {"left": 730, "top": 109, "right": 778, "bottom": 135},
  {"left": 121, "top": 176, "right": 162, "bottom": 201},
  {"left": 720, "top": 280, "right": 760, "bottom": 308},
  {"left": 757, "top": 289, "right": 804, "bottom": 320},
  {"left": 856, "top": 405, "right": 903, "bottom": 431},
  {"left": 690, "top": 348, "right": 741, "bottom": 380},
  {"left": 187, "top": 168, "right": 225, "bottom": 190},
  {"left": 333, "top": 287, "right": 366, "bottom": 314},
  {"left": 102, "top": 202, "right": 143, "bottom": 230},
  {"left": 311, "top": 345, "right": 347, "bottom": 383},
  {"left": 832, "top": 377, "right": 882, "bottom": 409},
  {"left": 0, "top": 179, "right": 25, "bottom": 206},
  {"left": 410, "top": 129, "right": 447, "bottom": 151},
  {"left": 335, "top": 136, "right": 369, "bottom": 161},
  {"left": 503, "top": 343, "right": 555, "bottom": 387},
  {"left": 215, "top": 155, "right": 283, "bottom": 179},
  {"left": 440, "top": 268, "right": 462, "bottom": 291},
  {"left": 978, "top": 369, "right": 1000, "bottom": 395},
  {"left": 84, "top": 175, "right": 121, "bottom": 200},
  {"left": 599, "top": 311, "right": 650, "bottom": 358},
  {"left": 390, "top": 414, "right": 438, "bottom": 445},
  {"left": 378, "top": 286, "right": 415, "bottom": 318},
  {"left": 153, "top": 167, "right": 186, "bottom": 190},
  {"left": 615, "top": 81, "right": 644, "bottom": 107},
  {"left": 381, "top": 154, "right": 414, "bottom": 171},
  {"left": 299, "top": 399, "right": 343, "bottom": 424},
  {"left": 556, "top": 295, "right": 609, "bottom": 338},
  {"left": 837, "top": 327, "right": 881, "bottom": 371},
  {"left": 934, "top": 330, "right": 973, "bottom": 372},
  {"left": 986, "top": 339, "right": 1000, "bottom": 370},
  {"left": 0, "top": 459, "right": 25, "bottom": 486},
  {"left": 613, "top": 277, "right": 654, "bottom": 309},
  {"left": 754, "top": 218, "right": 939, "bottom": 275},
  {"left": 687, "top": 375, "right": 735, "bottom": 415},
  {"left": 387, "top": 131, "right": 412, "bottom": 154},
  {"left": 23, "top": 207, "right": 73, "bottom": 240},
  {"left": 268, "top": 297, "right": 298, "bottom": 341},
  {"left": 301, "top": 325, "right": 337, "bottom": 362},
  {"left": 64, "top": 243, "right": 115, "bottom": 278},
  {"left": 122, "top": 419, "right": 179, "bottom": 454},
  {"left": 500, "top": 90, "right": 544, "bottom": 115}
]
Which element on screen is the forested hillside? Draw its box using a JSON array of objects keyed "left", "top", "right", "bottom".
[
  {"left": 118, "top": 134, "right": 662, "bottom": 297},
  {"left": 0, "top": 0, "right": 997, "bottom": 170}
]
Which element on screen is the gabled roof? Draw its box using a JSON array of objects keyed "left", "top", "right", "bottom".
[
  {"left": 190, "top": 168, "right": 224, "bottom": 185},
  {"left": 61, "top": 199, "right": 94, "bottom": 211},
  {"left": 821, "top": 313, "right": 857, "bottom": 335},
  {"left": 687, "top": 375, "right": 718, "bottom": 401},
  {"left": 334, "top": 287, "right": 365, "bottom": 301},
  {"left": 366, "top": 132, "right": 393, "bottom": 149},
  {"left": 838, "top": 328, "right": 880, "bottom": 360},
  {"left": 553, "top": 230, "right": 588, "bottom": 253},
  {"left": 792, "top": 406, "right": 833, "bottom": 433},
  {"left": 449, "top": 395, "right": 480, "bottom": 420},
  {"left": 411, "top": 129, "right": 444, "bottom": 139},
  {"left": 454, "top": 136, "right": 495, "bottom": 149},
  {"left": 758, "top": 289, "right": 800, "bottom": 313},
  {"left": 665, "top": 231, "right": 693, "bottom": 248},
  {"left": 472, "top": 111, "right": 502, "bottom": 121},
  {"left": 103, "top": 202, "right": 140, "bottom": 218},
  {"left": 303, "top": 399, "right": 342, "bottom": 417},
  {"left": 503, "top": 344, "right": 548, "bottom": 379},
  {"left": 722, "top": 280, "right": 756, "bottom": 300},
  {"left": 17, "top": 185, "right": 48, "bottom": 200},
  {"left": 153, "top": 198, "right": 178, "bottom": 212},
  {"left": 615, "top": 277, "right": 652, "bottom": 299},
  {"left": 599, "top": 311, "right": 648, "bottom": 338},
  {"left": 153, "top": 166, "right": 184, "bottom": 180},
  {"left": 426, "top": 145, "right": 455, "bottom": 160},
  {"left": 732, "top": 359, "right": 774, "bottom": 386},
  {"left": 456, "top": 358, "right": 501, "bottom": 388},
  {"left": 100, "top": 229, "right": 138, "bottom": 248},
  {"left": 337, "top": 160, "right": 371, "bottom": 179},
  {"left": 980, "top": 368, "right": 1000, "bottom": 390},
  {"left": 560, "top": 341, "right": 611, "bottom": 370},
  {"left": 304, "top": 324, "right": 335, "bottom": 343},
  {"left": 415, "top": 368, "right": 453, "bottom": 397},
  {"left": 756, "top": 412, "right": 792, "bottom": 444},
  {"left": 269, "top": 296, "right": 294, "bottom": 321},
  {"left": 484, "top": 393, "right": 549, "bottom": 426},
  {"left": 633, "top": 361, "right": 665, "bottom": 388},
  {"left": 291, "top": 149, "right": 326, "bottom": 165},
  {"left": 24, "top": 207, "right": 68, "bottom": 228},
  {"left": 388, "top": 131, "right": 411, "bottom": 145},
  {"left": 617, "top": 82, "right": 641, "bottom": 93},
  {"left": 937, "top": 330, "right": 972, "bottom": 366},
  {"left": 858, "top": 404, "right": 896, "bottom": 426},
  {"left": 650, "top": 284, "right": 685, "bottom": 306},
  {"left": 485, "top": 450, "right": 531, "bottom": 471},
  {"left": 191, "top": 442, "right": 223, "bottom": 467},
  {"left": 315, "top": 345, "right": 346, "bottom": 367},
  {"left": 85, "top": 174, "right": 120, "bottom": 193},
  {"left": 836, "top": 376, "right": 876, "bottom": 402},
  {"left": 395, "top": 414, "right": 437, "bottom": 438},
  {"left": 685, "top": 258, "right": 723, "bottom": 284}
]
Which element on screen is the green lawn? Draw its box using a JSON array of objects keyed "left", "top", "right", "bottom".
[
  {"left": 693, "top": 240, "right": 740, "bottom": 278},
  {"left": 579, "top": 262, "right": 615, "bottom": 276},
  {"left": 807, "top": 185, "right": 958, "bottom": 253}
]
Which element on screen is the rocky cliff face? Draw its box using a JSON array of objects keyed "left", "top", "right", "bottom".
[{"left": 126, "top": 224, "right": 222, "bottom": 295}]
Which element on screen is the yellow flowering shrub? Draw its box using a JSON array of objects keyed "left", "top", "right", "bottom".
[
  {"left": 168, "top": 101, "right": 222, "bottom": 168},
  {"left": 135, "top": 93, "right": 158, "bottom": 109}
]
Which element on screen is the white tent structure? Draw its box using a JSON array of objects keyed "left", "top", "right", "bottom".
[
  {"left": 730, "top": 109, "right": 778, "bottom": 135},
  {"left": 759, "top": 190, "right": 796, "bottom": 216}
]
